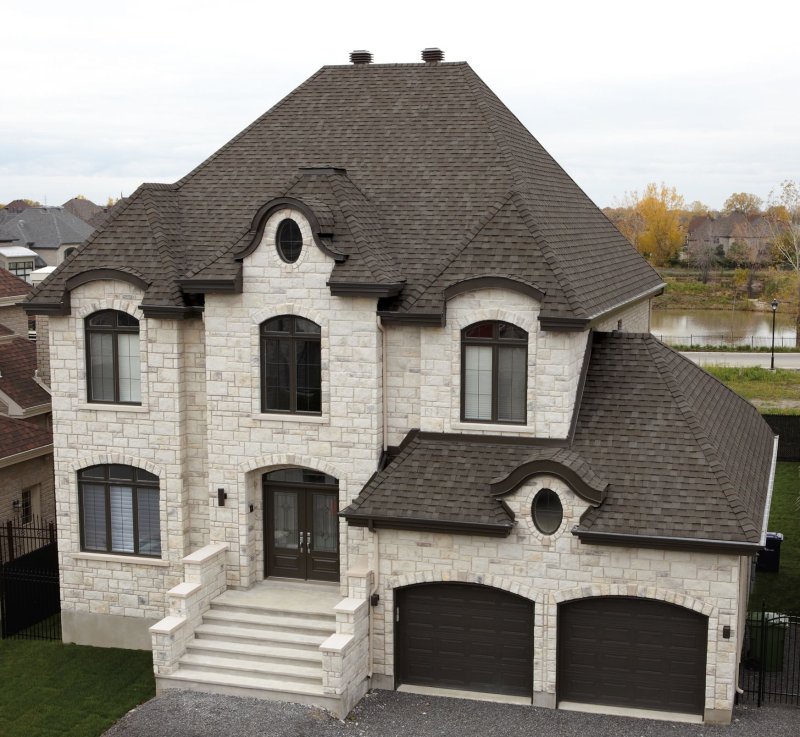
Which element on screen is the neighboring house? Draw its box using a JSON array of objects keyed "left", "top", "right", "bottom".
[
  {"left": 23, "top": 50, "right": 776, "bottom": 725},
  {"left": 0, "top": 416, "right": 54, "bottom": 525},
  {"left": 0, "top": 268, "right": 54, "bottom": 525},
  {"left": 0, "top": 243, "right": 39, "bottom": 283},
  {"left": 62, "top": 197, "right": 103, "bottom": 225},
  {"left": 0, "top": 206, "right": 93, "bottom": 268},
  {"left": 687, "top": 212, "right": 773, "bottom": 260}
]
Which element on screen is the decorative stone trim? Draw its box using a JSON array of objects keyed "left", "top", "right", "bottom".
[
  {"left": 74, "top": 299, "right": 144, "bottom": 321},
  {"left": 250, "top": 302, "right": 327, "bottom": 330},
  {"left": 553, "top": 584, "right": 717, "bottom": 618},
  {"left": 67, "top": 452, "right": 166, "bottom": 479},
  {"left": 386, "top": 570, "right": 545, "bottom": 605},
  {"left": 256, "top": 208, "right": 314, "bottom": 271},
  {"left": 238, "top": 453, "right": 343, "bottom": 480},
  {"left": 520, "top": 479, "right": 570, "bottom": 542},
  {"left": 450, "top": 300, "right": 538, "bottom": 334}
]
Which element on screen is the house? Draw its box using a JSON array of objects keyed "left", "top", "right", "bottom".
[
  {"left": 0, "top": 205, "right": 94, "bottom": 268},
  {"left": 0, "top": 268, "right": 55, "bottom": 525},
  {"left": 0, "top": 243, "right": 40, "bottom": 284},
  {"left": 23, "top": 50, "right": 776, "bottom": 724},
  {"left": 686, "top": 212, "right": 773, "bottom": 261}
]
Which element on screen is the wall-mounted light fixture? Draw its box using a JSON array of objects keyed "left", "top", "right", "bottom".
[
  {"left": 217, "top": 488, "right": 227, "bottom": 507},
  {"left": 722, "top": 625, "right": 731, "bottom": 639}
]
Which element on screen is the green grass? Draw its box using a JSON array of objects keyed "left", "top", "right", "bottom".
[
  {"left": 0, "top": 639, "right": 155, "bottom": 737},
  {"left": 750, "top": 463, "right": 800, "bottom": 612},
  {"left": 703, "top": 365, "right": 800, "bottom": 412}
]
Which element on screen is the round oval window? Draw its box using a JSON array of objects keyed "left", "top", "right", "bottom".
[
  {"left": 532, "top": 488, "right": 563, "bottom": 535},
  {"left": 276, "top": 219, "right": 303, "bottom": 263}
]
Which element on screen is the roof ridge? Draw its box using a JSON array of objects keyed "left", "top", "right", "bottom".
[
  {"left": 460, "top": 65, "right": 587, "bottom": 317},
  {"left": 140, "top": 188, "right": 181, "bottom": 301},
  {"left": 643, "top": 335, "right": 760, "bottom": 541},
  {"left": 327, "top": 175, "right": 403, "bottom": 284},
  {"left": 173, "top": 67, "right": 328, "bottom": 189},
  {"left": 403, "top": 194, "right": 512, "bottom": 310}
]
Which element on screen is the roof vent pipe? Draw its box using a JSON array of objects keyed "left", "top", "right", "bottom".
[
  {"left": 422, "top": 47, "right": 444, "bottom": 63},
  {"left": 350, "top": 50, "right": 373, "bottom": 65}
]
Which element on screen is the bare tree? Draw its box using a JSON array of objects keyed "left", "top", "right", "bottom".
[{"left": 766, "top": 180, "right": 800, "bottom": 345}]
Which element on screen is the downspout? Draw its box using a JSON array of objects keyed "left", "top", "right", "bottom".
[{"left": 368, "top": 316, "right": 388, "bottom": 679}]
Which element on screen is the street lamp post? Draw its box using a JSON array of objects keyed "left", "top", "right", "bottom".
[{"left": 771, "top": 299, "right": 779, "bottom": 371}]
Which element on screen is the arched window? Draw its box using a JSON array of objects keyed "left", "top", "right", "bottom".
[
  {"left": 260, "top": 315, "right": 321, "bottom": 414},
  {"left": 85, "top": 310, "right": 140, "bottom": 404},
  {"left": 78, "top": 465, "right": 160, "bottom": 557},
  {"left": 461, "top": 321, "right": 527, "bottom": 424}
]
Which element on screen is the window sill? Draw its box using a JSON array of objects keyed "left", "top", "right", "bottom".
[
  {"left": 73, "top": 551, "right": 171, "bottom": 567},
  {"left": 451, "top": 421, "right": 536, "bottom": 434},
  {"left": 77, "top": 403, "right": 148, "bottom": 413},
  {"left": 251, "top": 413, "right": 326, "bottom": 424}
]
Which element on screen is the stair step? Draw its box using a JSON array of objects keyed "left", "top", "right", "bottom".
[
  {"left": 179, "top": 652, "right": 323, "bottom": 684},
  {"left": 195, "top": 623, "right": 328, "bottom": 649},
  {"left": 204, "top": 608, "right": 335, "bottom": 635},
  {"left": 211, "top": 598, "right": 337, "bottom": 621},
  {"left": 161, "top": 666, "right": 327, "bottom": 696},
  {"left": 186, "top": 638, "right": 323, "bottom": 665}
]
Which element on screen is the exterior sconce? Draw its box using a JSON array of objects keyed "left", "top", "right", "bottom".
[{"left": 217, "top": 488, "right": 227, "bottom": 507}]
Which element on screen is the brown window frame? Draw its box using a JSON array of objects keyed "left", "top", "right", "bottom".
[
  {"left": 85, "top": 309, "right": 141, "bottom": 405},
  {"left": 460, "top": 320, "right": 528, "bottom": 425},
  {"left": 77, "top": 464, "right": 161, "bottom": 558},
  {"left": 260, "top": 315, "right": 322, "bottom": 415}
]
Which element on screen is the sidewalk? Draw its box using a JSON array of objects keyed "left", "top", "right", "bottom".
[{"left": 680, "top": 351, "right": 800, "bottom": 369}]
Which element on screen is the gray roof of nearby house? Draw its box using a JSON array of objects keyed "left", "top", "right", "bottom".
[
  {"left": 24, "top": 60, "right": 663, "bottom": 323},
  {"left": 343, "top": 332, "right": 775, "bottom": 550},
  {"left": 61, "top": 197, "right": 103, "bottom": 225},
  {"left": 0, "top": 206, "right": 93, "bottom": 251}
]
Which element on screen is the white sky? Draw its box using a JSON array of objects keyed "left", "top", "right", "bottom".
[{"left": 2, "top": 0, "right": 798, "bottom": 210}]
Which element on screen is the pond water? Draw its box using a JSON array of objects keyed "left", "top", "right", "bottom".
[{"left": 650, "top": 309, "right": 797, "bottom": 348}]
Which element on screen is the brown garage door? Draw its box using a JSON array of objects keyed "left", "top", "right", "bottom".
[
  {"left": 558, "top": 597, "right": 707, "bottom": 714},
  {"left": 396, "top": 583, "right": 533, "bottom": 697}
]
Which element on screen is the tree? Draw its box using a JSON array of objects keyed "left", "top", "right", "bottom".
[
  {"left": 766, "top": 180, "right": 800, "bottom": 344},
  {"left": 686, "top": 237, "right": 718, "bottom": 283},
  {"left": 723, "top": 192, "right": 763, "bottom": 216},
  {"left": 633, "top": 183, "right": 686, "bottom": 266}
]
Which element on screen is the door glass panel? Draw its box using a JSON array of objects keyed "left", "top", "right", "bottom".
[
  {"left": 311, "top": 493, "right": 338, "bottom": 553},
  {"left": 273, "top": 491, "right": 299, "bottom": 549}
]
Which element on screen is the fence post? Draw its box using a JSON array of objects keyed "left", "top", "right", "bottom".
[
  {"left": 5, "top": 521, "right": 14, "bottom": 564},
  {"left": 48, "top": 522, "right": 56, "bottom": 545},
  {"left": 758, "top": 600, "right": 766, "bottom": 707}
]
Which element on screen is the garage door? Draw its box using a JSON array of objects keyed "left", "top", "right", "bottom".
[
  {"left": 558, "top": 597, "right": 707, "bottom": 714},
  {"left": 396, "top": 583, "right": 533, "bottom": 697}
]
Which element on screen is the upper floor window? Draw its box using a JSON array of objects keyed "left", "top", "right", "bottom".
[
  {"left": 261, "top": 315, "right": 321, "bottom": 414},
  {"left": 461, "top": 321, "right": 527, "bottom": 424},
  {"left": 85, "top": 310, "right": 141, "bottom": 404},
  {"left": 276, "top": 219, "right": 303, "bottom": 263},
  {"left": 8, "top": 260, "right": 34, "bottom": 283},
  {"left": 78, "top": 464, "right": 161, "bottom": 557}
]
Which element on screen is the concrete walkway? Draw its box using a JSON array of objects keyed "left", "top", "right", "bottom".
[
  {"left": 103, "top": 689, "right": 800, "bottom": 737},
  {"left": 680, "top": 351, "right": 800, "bottom": 369}
]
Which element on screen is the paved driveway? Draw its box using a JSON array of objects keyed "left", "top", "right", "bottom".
[{"left": 104, "top": 690, "right": 798, "bottom": 737}]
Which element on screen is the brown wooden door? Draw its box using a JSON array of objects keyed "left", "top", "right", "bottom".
[
  {"left": 557, "top": 597, "right": 708, "bottom": 715},
  {"left": 396, "top": 583, "right": 534, "bottom": 697},
  {"left": 264, "top": 483, "right": 339, "bottom": 582}
]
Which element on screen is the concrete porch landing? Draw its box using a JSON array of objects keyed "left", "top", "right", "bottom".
[{"left": 216, "top": 579, "right": 342, "bottom": 614}]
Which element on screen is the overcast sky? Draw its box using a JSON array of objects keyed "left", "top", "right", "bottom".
[{"left": 2, "top": 0, "right": 798, "bottom": 210}]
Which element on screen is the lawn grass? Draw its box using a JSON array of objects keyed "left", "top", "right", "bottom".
[
  {"left": 750, "top": 462, "right": 800, "bottom": 612},
  {"left": 0, "top": 639, "right": 155, "bottom": 737},
  {"left": 703, "top": 366, "right": 800, "bottom": 413}
]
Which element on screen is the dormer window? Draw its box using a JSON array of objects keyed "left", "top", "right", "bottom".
[
  {"left": 276, "top": 219, "right": 303, "bottom": 263},
  {"left": 461, "top": 321, "right": 527, "bottom": 424}
]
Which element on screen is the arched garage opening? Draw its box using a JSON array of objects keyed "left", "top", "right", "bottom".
[
  {"left": 557, "top": 596, "right": 708, "bottom": 715},
  {"left": 395, "top": 583, "right": 534, "bottom": 697}
]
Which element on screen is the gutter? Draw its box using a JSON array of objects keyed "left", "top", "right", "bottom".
[
  {"left": 572, "top": 528, "right": 763, "bottom": 555},
  {"left": 0, "top": 443, "right": 53, "bottom": 469},
  {"left": 759, "top": 435, "right": 780, "bottom": 547}
]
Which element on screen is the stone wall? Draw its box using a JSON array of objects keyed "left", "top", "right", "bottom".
[
  {"left": 349, "top": 473, "right": 742, "bottom": 720},
  {"left": 47, "top": 279, "right": 197, "bottom": 647},
  {"left": 203, "top": 207, "right": 383, "bottom": 591},
  {"left": 593, "top": 297, "right": 651, "bottom": 333},
  {"left": 0, "top": 302, "right": 30, "bottom": 337}
]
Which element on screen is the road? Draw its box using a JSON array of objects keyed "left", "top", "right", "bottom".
[{"left": 680, "top": 351, "right": 800, "bottom": 369}]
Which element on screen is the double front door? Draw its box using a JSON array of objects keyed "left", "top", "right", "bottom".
[{"left": 264, "top": 470, "right": 339, "bottom": 582}]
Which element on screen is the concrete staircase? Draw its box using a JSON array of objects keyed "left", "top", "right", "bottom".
[{"left": 156, "top": 581, "right": 341, "bottom": 710}]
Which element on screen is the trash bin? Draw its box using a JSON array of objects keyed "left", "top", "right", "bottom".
[
  {"left": 747, "top": 611, "right": 787, "bottom": 671},
  {"left": 756, "top": 532, "right": 784, "bottom": 572}
]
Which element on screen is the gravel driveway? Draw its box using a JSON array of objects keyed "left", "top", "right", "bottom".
[{"left": 103, "top": 689, "right": 798, "bottom": 737}]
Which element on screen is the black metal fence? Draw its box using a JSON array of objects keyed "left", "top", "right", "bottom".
[
  {"left": 655, "top": 334, "right": 798, "bottom": 349},
  {"left": 739, "top": 604, "right": 800, "bottom": 707},
  {"left": 0, "top": 517, "right": 61, "bottom": 640}
]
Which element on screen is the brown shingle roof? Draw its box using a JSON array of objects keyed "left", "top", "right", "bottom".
[
  {"left": 343, "top": 333, "right": 775, "bottom": 547},
  {"left": 0, "top": 337, "right": 50, "bottom": 410},
  {"left": 0, "top": 415, "right": 52, "bottom": 460},
  {"left": 0, "top": 268, "right": 33, "bottom": 299},
  {"left": 26, "top": 61, "right": 662, "bottom": 322}
]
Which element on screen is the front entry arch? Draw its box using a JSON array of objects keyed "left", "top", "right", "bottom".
[{"left": 263, "top": 467, "right": 339, "bottom": 582}]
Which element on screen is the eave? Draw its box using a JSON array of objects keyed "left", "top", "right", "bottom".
[
  {"left": 342, "top": 513, "right": 513, "bottom": 538},
  {"left": 572, "top": 527, "right": 762, "bottom": 555}
]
